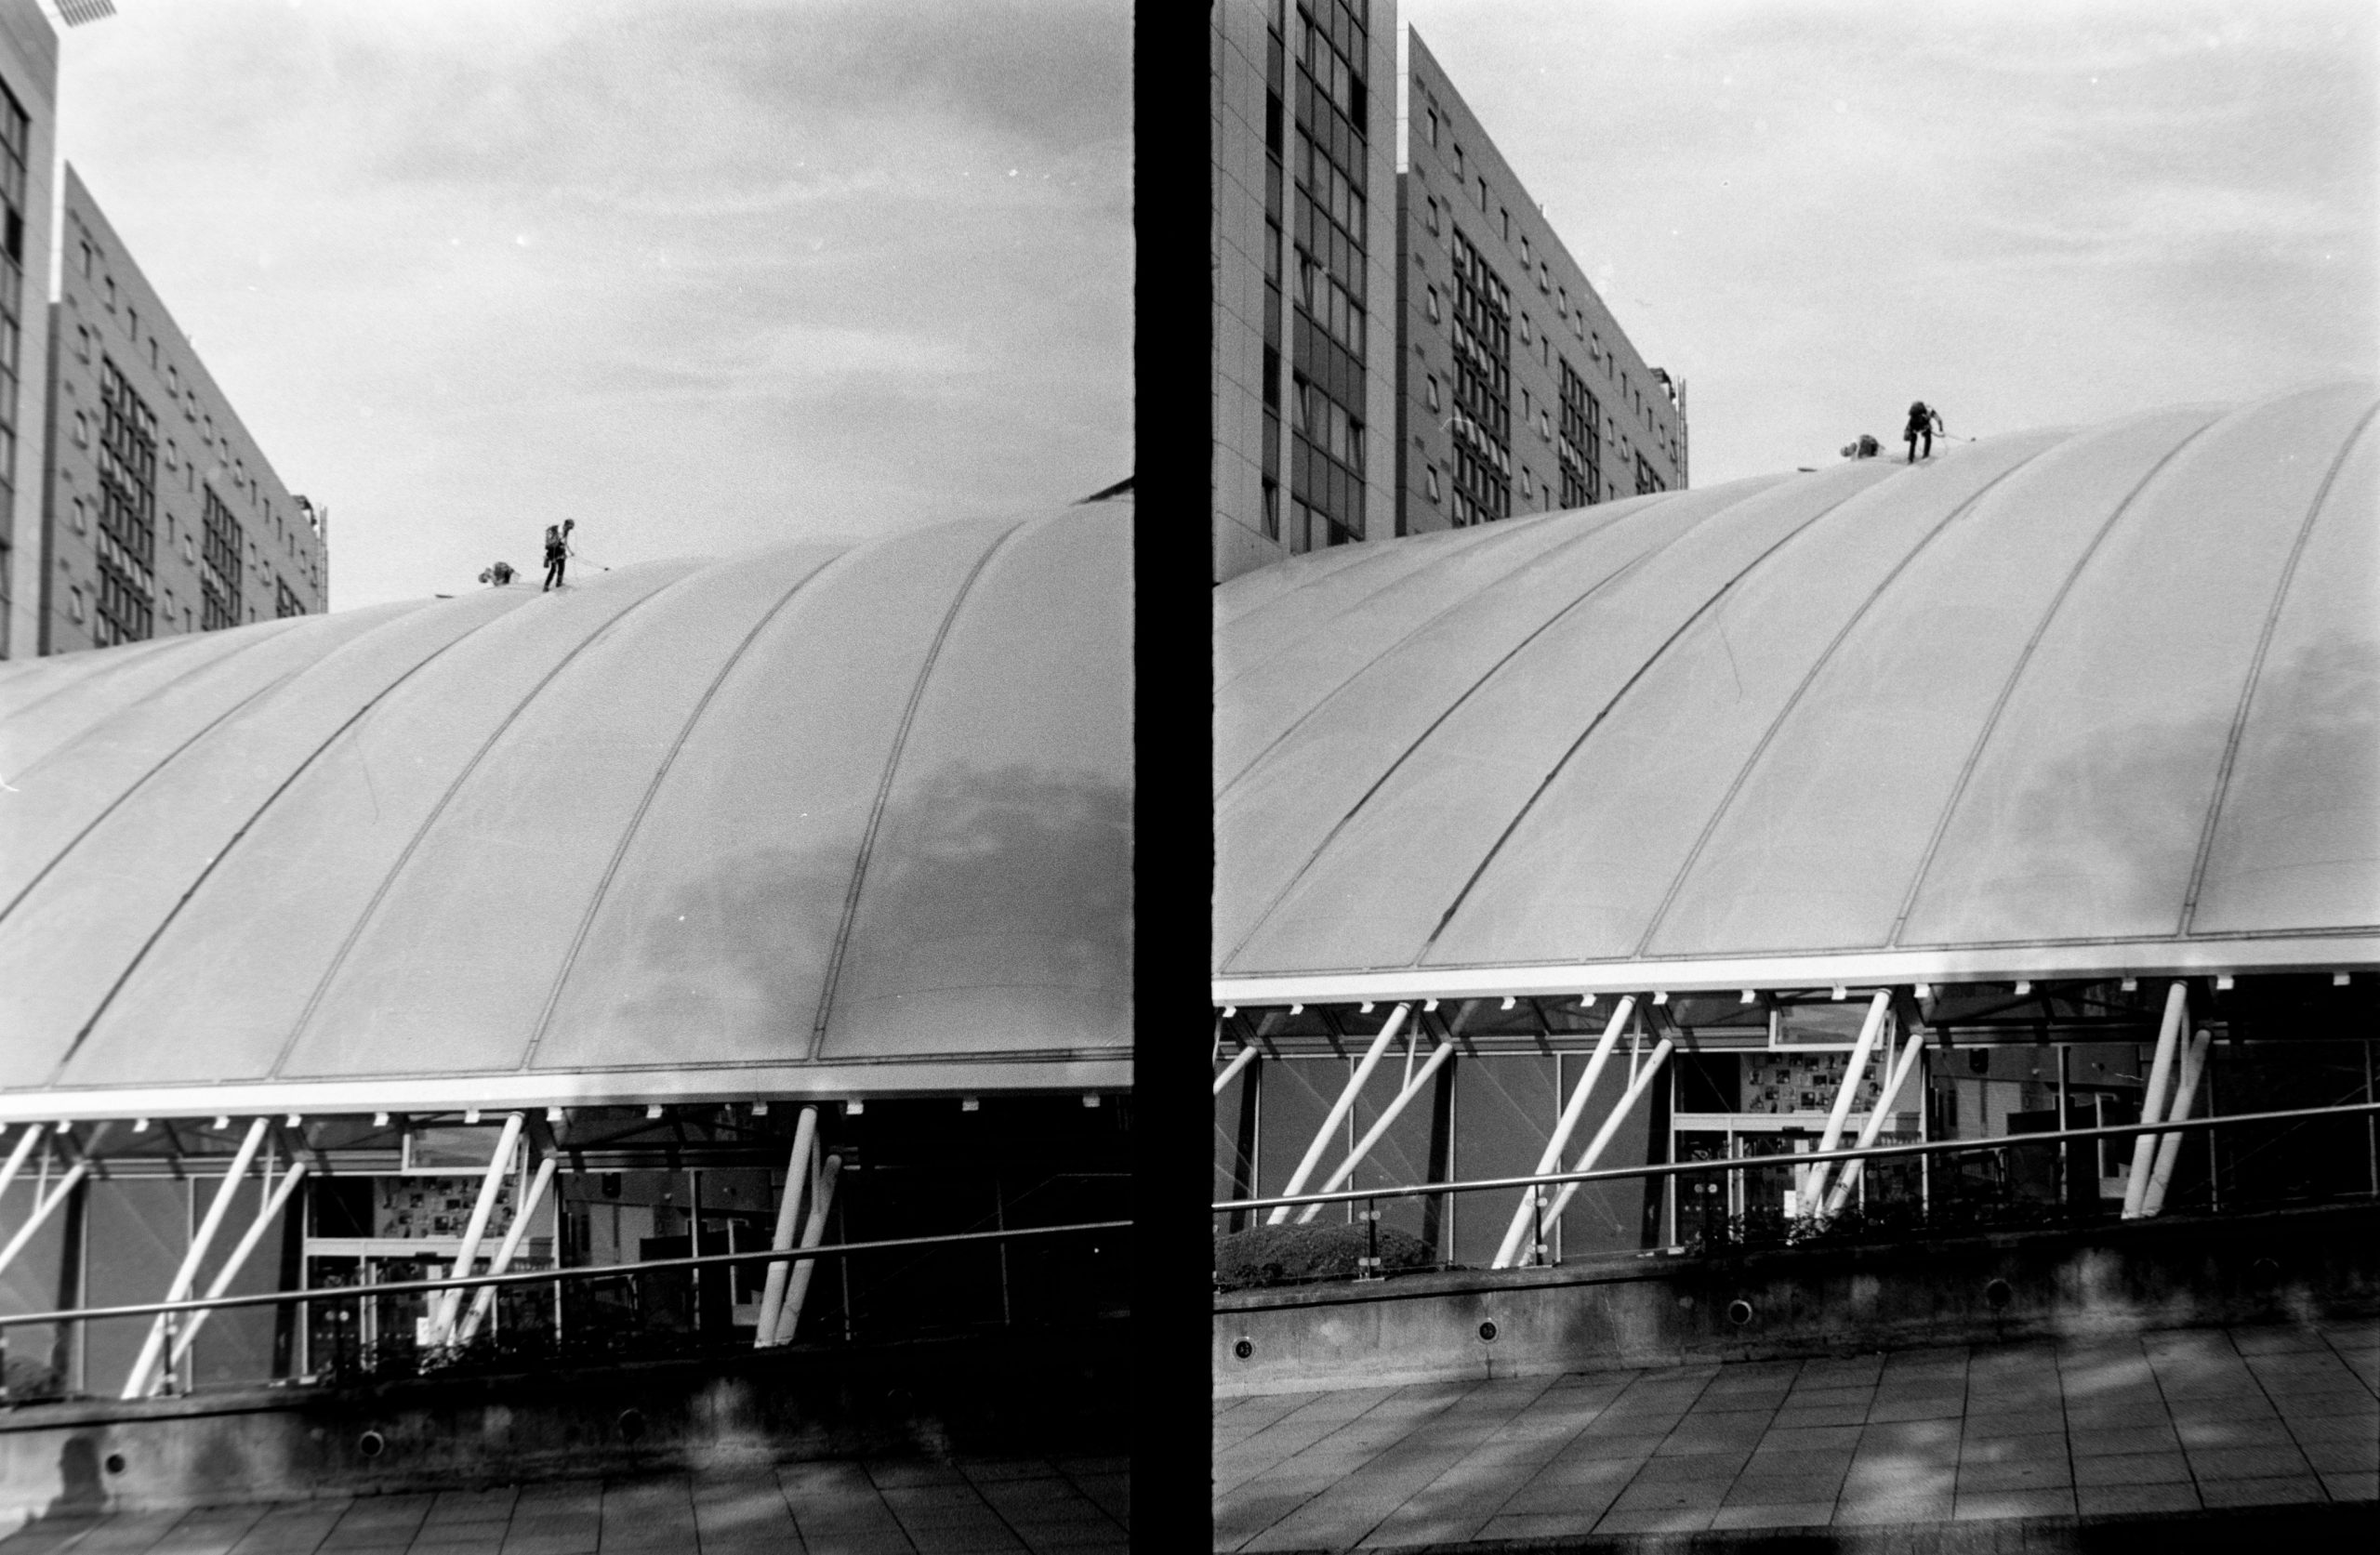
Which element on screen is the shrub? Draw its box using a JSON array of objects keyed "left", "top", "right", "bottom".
[{"left": 1214, "top": 1221, "right": 1437, "bottom": 1291}]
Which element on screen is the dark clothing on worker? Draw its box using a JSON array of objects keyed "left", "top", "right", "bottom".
[
  {"left": 1905, "top": 402, "right": 1942, "bottom": 463},
  {"left": 542, "top": 532, "right": 567, "bottom": 591}
]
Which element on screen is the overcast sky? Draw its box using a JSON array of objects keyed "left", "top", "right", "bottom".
[
  {"left": 55, "top": 0, "right": 1131, "bottom": 611},
  {"left": 1400, "top": 0, "right": 2378, "bottom": 484}
]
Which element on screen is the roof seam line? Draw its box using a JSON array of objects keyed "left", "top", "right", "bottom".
[
  {"left": 1213, "top": 497, "right": 1644, "bottom": 711},
  {"left": 1884, "top": 413, "right": 2228, "bottom": 950},
  {"left": 1222, "top": 491, "right": 1757, "bottom": 970},
  {"left": 46, "top": 595, "right": 542, "bottom": 1088},
  {"left": 0, "top": 615, "right": 299, "bottom": 745},
  {"left": 1629, "top": 439, "right": 2067, "bottom": 960},
  {"left": 1416, "top": 479, "right": 1877, "bottom": 964},
  {"left": 1218, "top": 494, "right": 1686, "bottom": 798},
  {"left": 266, "top": 573, "right": 694, "bottom": 1084},
  {"left": 512, "top": 550, "right": 860, "bottom": 1074},
  {"left": 2176, "top": 398, "right": 2380, "bottom": 935},
  {"left": 0, "top": 673, "right": 292, "bottom": 934},
  {"left": 804, "top": 519, "right": 1034, "bottom": 1061}
]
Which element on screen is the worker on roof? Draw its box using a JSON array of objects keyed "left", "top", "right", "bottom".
[
  {"left": 1906, "top": 402, "right": 1944, "bottom": 463},
  {"left": 542, "top": 520, "right": 575, "bottom": 591}
]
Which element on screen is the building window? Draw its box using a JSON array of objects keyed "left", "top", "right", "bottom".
[
  {"left": 1425, "top": 374, "right": 1441, "bottom": 412},
  {"left": 68, "top": 585, "right": 84, "bottom": 624},
  {"left": 1476, "top": 175, "right": 1488, "bottom": 211},
  {"left": 1559, "top": 359, "right": 1602, "bottom": 507},
  {"left": 91, "top": 359, "right": 160, "bottom": 647},
  {"left": 1426, "top": 466, "right": 1441, "bottom": 502},
  {"left": 1261, "top": 478, "right": 1279, "bottom": 542},
  {"left": 1453, "top": 144, "right": 1464, "bottom": 178},
  {"left": 1447, "top": 229, "right": 1513, "bottom": 529},
  {"left": 73, "top": 412, "right": 88, "bottom": 447},
  {"left": 201, "top": 485, "right": 245, "bottom": 630},
  {"left": 1556, "top": 285, "right": 1568, "bottom": 316},
  {"left": 1518, "top": 311, "right": 1532, "bottom": 343},
  {"left": 276, "top": 577, "right": 305, "bottom": 618},
  {"left": 1500, "top": 207, "right": 1510, "bottom": 241},
  {"left": 1425, "top": 285, "right": 1441, "bottom": 323},
  {"left": 70, "top": 495, "right": 86, "bottom": 534}
]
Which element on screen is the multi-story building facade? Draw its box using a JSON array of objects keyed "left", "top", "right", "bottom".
[
  {"left": 41, "top": 165, "right": 324, "bottom": 653},
  {"left": 1396, "top": 30, "right": 1686, "bottom": 538},
  {"left": 0, "top": 0, "right": 54, "bottom": 660},
  {"left": 1210, "top": 0, "right": 1399, "bottom": 585}
]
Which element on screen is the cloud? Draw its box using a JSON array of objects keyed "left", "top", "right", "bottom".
[{"left": 60, "top": 0, "right": 1131, "bottom": 609}]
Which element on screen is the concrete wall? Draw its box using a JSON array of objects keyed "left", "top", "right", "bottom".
[
  {"left": 1215, "top": 1201, "right": 2380, "bottom": 1395},
  {"left": 0, "top": 1324, "right": 1126, "bottom": 1519}
]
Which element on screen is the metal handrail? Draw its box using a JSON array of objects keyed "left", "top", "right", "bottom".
[
  {"left": 0, "top": 1218, "right": 1130, "bottom": 1333},
  {"left": 1212, "top": 1100, "right": 2380, "bottom": 1217}
]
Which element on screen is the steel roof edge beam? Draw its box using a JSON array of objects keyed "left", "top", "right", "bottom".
[
  {"left": 0, "top": 1060, "right": 1136, "bottom": 1125},
  {"left": 1266, "top": 1004, "right": 1411, "bottom": 1227},
  {"left": 1210, "top": 937, "right": 2380, "bottom": 1006},
  {"left": 1491, "top": 996, "right": 1637, "bottom": 1268}
]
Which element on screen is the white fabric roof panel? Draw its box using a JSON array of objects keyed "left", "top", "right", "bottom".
[
  {"left": 0, "top": 507, "right": 1131, "bottom": 1116},
  {"left": 1214, "top": 384, "right": 2380, "bottom": 999}
]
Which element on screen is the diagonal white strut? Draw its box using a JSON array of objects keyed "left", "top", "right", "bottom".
[
  {"left": 1212, "top": 1043, "right": 1260, "bottom": 1098},
  {"left": 1267, "top": 1004, "right": 1410, "bottom": 1225},
  {"left": 1820, "top": 1026, "right": 1930, "bottom": 1219},
  {"left": 0, "top": 1126, "right": 45, "bottom": 1208},
  {"left": 0, "top": 1158, "right": 90, "bottom": 1284},
  {"left": 2122, "top": 982, "right": 2189, "bottom": 1219},
  {"left": 164, "top": 1160, "right": 311, "bottom": 1381},
  {"left": 456, "top": 1153, "right": 561, "bottom": 1345},
  {"left": 1801, "top": 992, "right": 1892, "bottom": 1211},
  {"left": 1295, "top": 1039, "right": 1458, "bottom": 1223},
  {"left": 2138, "top": 1028, "right": 2214, "bottom": 1219},
  {"left": 430, "top": 1111, "right": 526, "bottom": 1344},
  {"left": 772, "top": 1153, "right": 844, "bottom": 1346},
  {"left": 752, "top": 1105, "right": 821, "bottom": 1348},
  {"left": 1490, "top": 997, "right": 1638, "bottom": 1268},
  {"left": 1539, "top": 1038, "right": 1678, "bottom": 1234},
  {"left": 123, "top": 1117, "right": 270, "bottom": 1399}
]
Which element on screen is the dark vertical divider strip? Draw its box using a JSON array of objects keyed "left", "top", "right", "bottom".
[{"left": 1133, "top": 4, "right": 1214, "bottom": 1547}]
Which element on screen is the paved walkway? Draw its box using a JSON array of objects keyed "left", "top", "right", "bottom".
[
  {"left": 1213, "top": 1319, "right": 2378, "bottom": 1549},
  {"left": 0, "top": 1456, "right": 1128, "bottom": 1555}
]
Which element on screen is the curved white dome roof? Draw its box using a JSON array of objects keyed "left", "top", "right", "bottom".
[
  {"left": 0, "top": 507, "right": 1131, "bottom": 1118},
  {"left": 1215, "top": 382, "right": 2378, "bottom": 1003}
]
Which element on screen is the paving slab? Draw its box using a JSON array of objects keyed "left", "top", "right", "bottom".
[{"left": 1213, "top": 1316, "right": 2380, "bottom": 1548}]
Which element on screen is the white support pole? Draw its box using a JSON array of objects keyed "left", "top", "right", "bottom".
[
  {"left": 1212, "top": 1044, "right": 1260, "bottom": 1099},
  {"left": 2122, "top": 982, "right": 2189, "bottom": 1219},
  {"left": 122, "top": 1117, "right": 270, "bottom": 1400},
  {"left": 771, "top": 1153, "right": 843, "bottom": 1346},
  {"left": 165, "top": 1161, "right": 311, "bottom": 1377},
  {"left": 1491, "top": 997, "right": 1638, "bottom": 1268},
  {"left": 751, "top": 1105, "right": 820, "bottom": 1348},
  {"left": 457, "top": 1154, "right": 560, "bottom": 1345},
  {"left": 1540, "top": 1038, "right": 1679, "bottom": 1232},
  {"left": 2138, "top": 1030, "right": 2214, "bottom": 1219},
  {"left": 1802, "top": 992, "right": 1892, "bottom": 1210},
  {"left": 430, "top": 1112, "right": 526, "bottom": 1344},
  {"left": 1297, "top": 1040, "right": 1459, "bottom": 1223},
  {"left": 0, "top": 1126, "right": 45, "bottom": 1208},
  {"left": 0, "top": 1159, "right": 90, "bottom": 1282},
  {"left": 1267, "top": 1004, "right": 1410, "bottom": 1224},
  {"left": 1821, "top": 1029, "right": 1929, "bottom": 1218}
]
